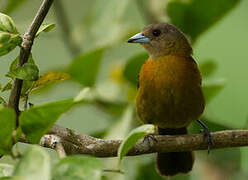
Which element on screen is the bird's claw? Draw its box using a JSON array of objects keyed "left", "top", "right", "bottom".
[
  {"left": 143, "top": 134, "right": 158, "bottom": 148},
  {"left": 201, "top": 128, "right": 214, "bottom": 154},
  {"left": 197, "top": 120, "right": 214, "bottom": 154}
]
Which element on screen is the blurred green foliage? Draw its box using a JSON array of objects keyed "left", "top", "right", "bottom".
[
  {"left": 167, "top": 0, "right": 240, "bottom": 42},
  {"left": 0, "top": 0, "right": 247, "bottom": 179}
]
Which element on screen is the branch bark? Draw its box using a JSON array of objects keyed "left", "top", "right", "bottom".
[
  {"left": 8, "top": 0, "right": 54, "bottom": 125},
  {"left": 19, "top": 124, "right": 248, "bottom": 157}
]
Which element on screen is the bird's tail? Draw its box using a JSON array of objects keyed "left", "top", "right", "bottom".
[{"left": 156, "top": 127, "right": 194, "bottom": 176}]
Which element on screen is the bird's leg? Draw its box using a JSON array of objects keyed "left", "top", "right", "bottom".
[{"left": 197, "top": 119, "right": 214, "bottom": 154}]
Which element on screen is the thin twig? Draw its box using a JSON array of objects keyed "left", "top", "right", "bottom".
[
  {"left": 8, "top": 0, "right": 54, "bottom": 126},
  {"left": 19, "top": 124, "right": 248, "bottom": 157},
  {"left": 53, "top": 0, "right": 81, "bottom": 57}
]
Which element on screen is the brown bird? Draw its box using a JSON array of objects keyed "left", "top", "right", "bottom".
[{"left": 128, "top": 23, "right": 213, "bottom": 176}]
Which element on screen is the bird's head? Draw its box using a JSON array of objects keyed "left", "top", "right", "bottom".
[{"left": 128, "top": 23, "right": 192, "bottom": 58}]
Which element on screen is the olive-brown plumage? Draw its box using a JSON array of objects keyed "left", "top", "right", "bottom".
[{"left": 128, "top": 23, "right": 205, "bottom": 176}]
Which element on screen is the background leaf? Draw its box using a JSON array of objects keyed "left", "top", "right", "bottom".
[
  {"left": 202, "top": 79, "right": 226, "bottom": 104},
  {"left": 123, "top": 53, "right": 148, "bottom": 86},
  {"left": 29, "top": 72, "right": 71, "bottom": 93},
  {"left": 13, "top": 146, "right": 50, "bottom": 180},
  {"left": 19, "top": 99, "right": 75, "bottom": 143},
  {"left": 0, "top": 107, "right": 16, "bottom": 154},
  {"left": 68, "top": 48, "right": 104, "bottom": 87},
  {"left": 118, "top": 124, "right": 155, "bottom": 161},
  {"left": 2, "top": 0, "right": 27, "bottom": 14},
  {"left": 199, "top": 59, "right": 217, "bottom": 78},
  {"left": 0, "top": 164, "right": 14, "bottom": 178},
  {"left": 166, "top": 0, "right": 241, "bottom": 41},
  {"left": 52, "top": 155, "right": 103, "bottom": 180}
]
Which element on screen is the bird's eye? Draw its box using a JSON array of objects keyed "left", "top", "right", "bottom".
[{"left": 152, "top": 29, "right": 161, "bottom": 37}]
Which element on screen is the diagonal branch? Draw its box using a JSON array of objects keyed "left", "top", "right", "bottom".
[
  {"left": 19, "top": 124, "right": 248, "bottom": 157},
  {"left": 53, "top": 0, "right": 81, "bottom": 57},
  {"left": 8, "top": 0, "right": 54, "bottom": 126}
]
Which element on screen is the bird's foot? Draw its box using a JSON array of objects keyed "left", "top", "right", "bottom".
[
  {"left": 143, "top": 134, "right": 158, "bottom": 148},
  {"left": 197, "top": 120, "right": 214, "bottom": 154}
]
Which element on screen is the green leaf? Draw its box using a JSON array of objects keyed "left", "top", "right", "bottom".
[
  {"left": 36, "top": 23, "right": 55, "bottom": 37},
  {"left": 166, "top": 0, "right": 240, "bottom": 42},
  {"left": 118, "top": 124, "right": 155, "bottom": 161},
  {"left": 13, "top": 145, "right": 50, "bottom": 180},
  {"left": 9, "top": 54, "right": 35, "bottom": 73},
  {"left": 7, "top": 63, "right": 39, "bottom": 81},
  {"left": 0, "top": 13, "right": 21, "bottom": 56},
  {"left": 7, "top": 55, "right": 36, "bottom": 96},
  {"left": 0, "top": 35, "right": 21, "bottom": 57},
  {"left": 0, "top": 13, "right": 18, "bottom": 34},
  {"left": 68, "top": 48, "right": 105, "bottom": 87},
  {"left": 0, "top": 32, "right": 11, "bottom": 44},
  {"left": 0, "top": 107, "right": 16, "bottom": 154},
  {"left": 1, "top": 81, "right": 12, "bottom": 92},
  {"left": 0, "top": 163, "right": 14, "bottom": 178},
  {"left": 52, "top": 155, "right": 103, "bottom": 180},
  {"left": 19, "top": 99, "right": 75, "bottom": 143},
  {"left": 202, "top": 79, "right": 226, "bottom": 104},
  {"left": 123, "top": 53, "right": 148, "bottom": 86},
  {"left": 199, "top": 60, "right": 217, "bottom": 77},
  {"left": 0, "top": 97, "right": 6, "bottom": 105}
]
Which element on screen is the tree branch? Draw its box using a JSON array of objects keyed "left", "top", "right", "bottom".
[
  {"left": 19, "top": 125, "right": 248, "bottom": 157},
  {"left": 8, "top": 0, "right": 54, "bottom": 125}
]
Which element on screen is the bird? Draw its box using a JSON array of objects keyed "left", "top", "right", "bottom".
[{"left": 128, "top": 23, "right": 213, "bottom": 177}]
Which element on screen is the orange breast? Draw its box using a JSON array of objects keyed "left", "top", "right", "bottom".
[{"left": 136, "top": 55, "right": 205, "bottom": 129}]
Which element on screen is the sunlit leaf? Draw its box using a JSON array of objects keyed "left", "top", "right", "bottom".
[
  {"left": 199, "top": 59, "right": 217, "bottom": 77},
  {"left": 0, "top": 163, "right": 14, "bottom": 178},
  {"left": 68, "top": 48, "right": 104, "bottom": 87},
  {"left": 0, "top": 107, "right": 16, "bottom": 154},
  {"left": 166, "top": 0, "right": 240, "bottom": 42},
  {"left": 118, "top": 124, "right": 155, "bottom": 161},
  {"left": 19, "top": 99, "right": 75, "bottom": 143},
  {"left": 13, "top": 146, "right": 50, "bottom": 180},
  {"left": 202, "top": 79, "right": 226, "bottom": 104},
  {"left": 7, "top": 63, "right": 39, "bottom": 81},
  {"left": 0, "top": 13, "right": 18, "bottom": 34},
  {"left": 52, "top": 155, "right": 103, "bottom": 180},
  {"left": 123, "top": 53, "right": 148, "bottom": 86},
  {"left": 36, "top": 23, "right": 55, "bottom": 37}
]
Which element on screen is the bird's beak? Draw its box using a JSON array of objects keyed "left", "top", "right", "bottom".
[{"left": 127, "top": 32, "right": 150, "bottom": 43}]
